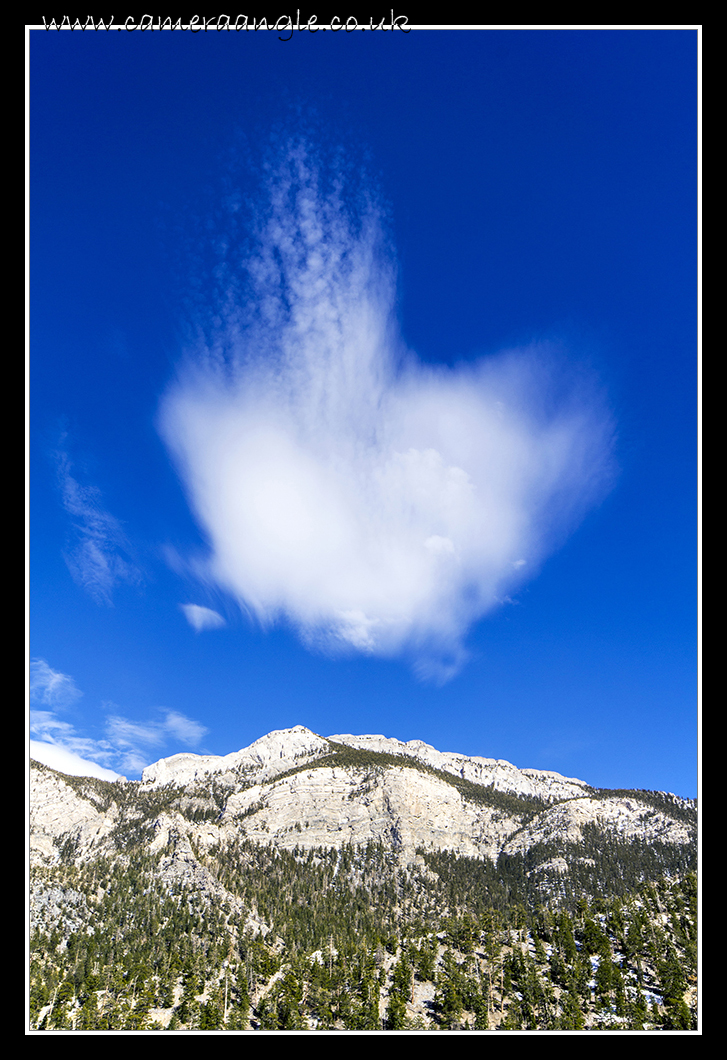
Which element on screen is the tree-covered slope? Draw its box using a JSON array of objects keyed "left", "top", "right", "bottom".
[{"left": 29, "top": 730, "right": 697, "bottom": 1032}]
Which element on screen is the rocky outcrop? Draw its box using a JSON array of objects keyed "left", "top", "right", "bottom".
[
  {"left": 30, "top": 762, "right": 119, "bottom": 864},
  {"left": 29, "top": 881, "right": 91, "bottom": 937}
]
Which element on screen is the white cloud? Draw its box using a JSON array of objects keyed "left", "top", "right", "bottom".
[
  {"left": 160, "top": 141, "right": 614, "bottom": 679},
  {"left": 105, "top": 713, "right": 167, "bottom": 749},
  {"left": 181, "top": 603, "right": 226, "bottom": 631},
  {"left": 163, "top": 710, "right": 208, "bottom": 745},
  {"left": 29, "top": 659, "right": 82, "bottom": 708},
  {"left": 56, "top": 450, "right": 141, "bottom": 605}
]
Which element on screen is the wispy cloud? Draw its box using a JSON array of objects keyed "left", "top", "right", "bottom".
[
  {"left": 161, "top": 710, "right": 208, "bottom": 745},
  {"left": 29, "top": 660, "right": 207, "bottom": 777},
  {"left": 104, "top": 709, "right": 209, "bottom": 774},
  {"left": 181, "top": 603, "right": 226, "bottom": 631},
  {"left": 30, "top": 659, "right": 82, "bottom": 708},
  {"left": 30, "top": 708, "right": 118, "bottom": 771},
  {"left": 55, "top": 449, "right": 141, "bottom": 605},
  {"left": 160, "top": 141, "right": 615, "bottom": 680}
]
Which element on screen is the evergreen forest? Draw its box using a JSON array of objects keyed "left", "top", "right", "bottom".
[{"left": 30, "top": 828, "right": 697, "bottom": 1031}]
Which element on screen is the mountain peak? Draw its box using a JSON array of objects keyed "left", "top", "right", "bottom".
[{"left": 140, "top": 725, "right": 330, "bottom": 788}]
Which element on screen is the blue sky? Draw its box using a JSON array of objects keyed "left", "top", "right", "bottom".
[{"left": 29, "top": 27, "right": 698, "bottom": 796}]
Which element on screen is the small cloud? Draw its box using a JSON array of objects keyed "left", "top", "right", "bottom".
[
  {"left": 55, "top": 449, "right": 142, "bottom": 605},
  {"left": 181, "top": 603, "right": 226, "bottom": 632},
  {"left": 163, "top": 710, "right": 208, "bottom": 745},
  {"left": 513, "top": 558, "right": 527, "bottom": 569},
  {"left": 29, "top": 659, "right": 82, "bottom": 709},
  {"left": 105, "top": 713, "right": 166, "bottom": 750}
]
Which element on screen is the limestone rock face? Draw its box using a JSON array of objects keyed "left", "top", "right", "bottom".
[
  {"left": 223, "top": 764, "right": 521, "bottom": 860},
  {"left": 29, "top": 879, "right": 90, "bottom": 936},
  {"left": 30, "top": 763, "right": 119, "bottom": 864}
]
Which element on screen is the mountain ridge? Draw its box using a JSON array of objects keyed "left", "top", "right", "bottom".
[
  {"left": 31, "top": 724, "right": 695, "bottom": 871},
  {"left": 28, "top": 725, "right": 698, "bottom": 1031},
  {"left": 138, "top": 723, "right": 680, "bottom": 803}
]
